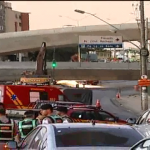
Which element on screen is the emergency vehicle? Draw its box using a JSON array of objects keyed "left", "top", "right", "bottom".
[
  {"left": 0, "top": 83, "right": 94, "bottom": 110},
  {"left": 0, "top": 84, "right": 67, "bottom": 109}
]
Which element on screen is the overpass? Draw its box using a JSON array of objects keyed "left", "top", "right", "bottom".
[
  {"left": 0, "top": 22, "right": 150, "bottom": 55},
  {"left": 0, "top": 62, "right": 149, "bottom": 81}
]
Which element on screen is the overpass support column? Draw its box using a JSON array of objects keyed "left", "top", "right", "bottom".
[
  {"left": 19, "top": 53, "right": 22, "bottom": 62},
  {"left": 114, "top": 48, "right": 116, "bottom": 58}
]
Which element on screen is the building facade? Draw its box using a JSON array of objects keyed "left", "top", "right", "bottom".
[
  {"left": 0, "top": 1, "right": 30, "bottom": 61},
  {"left": 0, "top": 2, "right": 29, "bottom": 32}
]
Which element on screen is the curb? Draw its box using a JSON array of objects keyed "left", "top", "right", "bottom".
[{"left": 110, "top": 98, "right": 142, "bottom": 117}]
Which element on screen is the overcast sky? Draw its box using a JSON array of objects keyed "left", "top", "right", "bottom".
[{"left": 8, "top": 1, "right": 150, "bottom": 48}]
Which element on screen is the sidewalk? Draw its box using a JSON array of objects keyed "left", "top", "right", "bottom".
[{"left": 112, "top": 94, "right": 150, "bottom": 116}]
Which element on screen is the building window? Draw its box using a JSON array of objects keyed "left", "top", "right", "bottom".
[
  {"left": 0, "top": 26, "right": 3, "bottom": 30},
  {"left": 15, "top": 14, "right": 17, "bottom": 18},
  {"left": 15, "top": 22, "right": 17, "bottom": 31},
  {"left": 19, "top": 22, "right": 22, "bottom": 27},
  {"left": 0, "top": 5, "right": 2, "bottom": 9},
  {"left": 19, "top": 15, "right": 21, "bottom": 19}
]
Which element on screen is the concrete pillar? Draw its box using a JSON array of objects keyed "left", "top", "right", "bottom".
[
  {"left": 114, "top": 49, "right": 116, "bottom": 58},
  {"left": 19, "top": 53, "right": 22, "bottom": 62},
  {"left": 0, "top": 57, "right": 2, "bottom": 61}
]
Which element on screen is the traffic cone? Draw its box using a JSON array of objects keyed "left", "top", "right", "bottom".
[
  {"left": 96, "top": 99, "right": 101, "bottom": 108},
  {"left": 134, "top": 85, "right": 139, "bottom": 91},
  {"left": 116, "top": 92, "right": 120, "bottom": 99}
]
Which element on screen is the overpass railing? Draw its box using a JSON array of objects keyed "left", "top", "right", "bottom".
[{"left": 0, "top": 61, "right": 149, "bottom": 70}]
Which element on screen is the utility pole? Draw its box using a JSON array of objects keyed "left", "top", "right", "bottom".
[
  {"left": 50, "top": 47, "right": 56, "bottom": 85},
  {"left": 145, "top": 18, "right": 148, "bottom": 49},
  {"left": 140, "top": 1, "right": 149, "bottom": 110}
]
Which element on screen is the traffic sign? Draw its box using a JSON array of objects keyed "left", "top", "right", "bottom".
[
  {"left": 140, "top": 48, "right": 149, "bottom": 56},
  {"left": 79, "top": 36, "right": 123, "bottom": 48},
  {"left": 138, "top": 79, "right": 150, "bottom": 86},
  {"left": 141, "top": 75, "right": 148, "bottom": 79}
]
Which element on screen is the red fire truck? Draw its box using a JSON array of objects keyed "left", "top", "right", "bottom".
[
  {"left": 0, "top": 85, "right": 67, "bottom": 109},
  {"left": 0, "top": 84, "right": 93, "bottom": 109}
]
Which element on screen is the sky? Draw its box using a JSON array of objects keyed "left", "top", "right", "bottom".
[{"left": 7, "top": 1, "right": 150, "bottom": 48}]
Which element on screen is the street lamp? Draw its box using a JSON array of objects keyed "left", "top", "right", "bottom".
[{"left": 74, "top": 9, "right": 141, "bottom": 50}]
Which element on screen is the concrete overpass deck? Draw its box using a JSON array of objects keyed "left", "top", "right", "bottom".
[{"left": 1, "top": 22, "right": 150, "bottom": 54}]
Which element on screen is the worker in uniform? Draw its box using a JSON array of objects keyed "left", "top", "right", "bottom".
[
  {"left": 56, "top": 106, "right": 73, "bottom": 123},
  {"left": 41, "top": 104, "right": 63, "bottom": 124},
  {"left": 36, "top": 111, "right": 45, "bottom": 124},
  {"left": 18, "top": 110, "right": 38, "bottom": 139},
  {"left": 0, "top": 108, "right": 20, "bottom": 143}
]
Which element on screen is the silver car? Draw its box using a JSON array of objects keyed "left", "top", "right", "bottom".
[{"left": 5, "top": 123, "right": 145, "bottom": 150}]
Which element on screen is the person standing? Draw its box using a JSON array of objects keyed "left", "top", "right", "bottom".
[
  {"left": 0, "top": 108, "right": 20, "bottom": 143},
  {"left": 56, "top": 106, "right": 73, "bottom": 123},
  {"left": 18, "top": 110, "right": 38, "bottom": 139},
  {"left": 41, "top": 104, "right": 63, "bottom": 124}
]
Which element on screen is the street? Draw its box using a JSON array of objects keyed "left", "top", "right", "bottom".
[{"left": 92, "top": 86, "right": 139, "bottom": 120}]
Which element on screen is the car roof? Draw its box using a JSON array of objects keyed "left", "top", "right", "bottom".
[{"left": 43, "top": 123, "right": 134, "bottom": 130}]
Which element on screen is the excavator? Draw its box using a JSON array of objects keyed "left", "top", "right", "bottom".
[{"left": 19, "top": 42, "right": 51, "bottom": 85}]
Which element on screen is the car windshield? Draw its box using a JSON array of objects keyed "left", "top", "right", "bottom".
[{"left": 54, "top": 127, "right": 143, "bottom": 147}]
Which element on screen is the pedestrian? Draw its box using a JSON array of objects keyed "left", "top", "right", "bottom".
[
  {"left": 0, "top": 108, "right": 20, "bottom": 143},
  {"left": 41, "top": 104, "right": 63, "bottom": 124},
  {"left": 56, "top": 106, "right": 73, "bottom": 123},
  {"left": 18, "top": 110, "right": 38, "bottom": 139}
]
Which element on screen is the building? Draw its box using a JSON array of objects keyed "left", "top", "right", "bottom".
[{"left": 0, "top": 1, "right": 30, "bottom": 61}]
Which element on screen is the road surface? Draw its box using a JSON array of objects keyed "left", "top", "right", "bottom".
[{"left": 92, "top": 86, "right": 139, "bottom": 120}]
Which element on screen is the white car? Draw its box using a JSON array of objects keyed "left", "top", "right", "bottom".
[
  {"left": 5, "top": 123, "right": 145, "bottom": 150},
  {"left": 130, "top": 137, "right": 150, "bottom": 150}
]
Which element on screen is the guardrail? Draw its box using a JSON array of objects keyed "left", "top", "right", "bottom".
[{"left": 0, "top": 61, "right": 149, "bottom": 70}]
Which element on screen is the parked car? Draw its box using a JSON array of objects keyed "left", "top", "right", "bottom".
[
  {"left": 130, "top": 137, "right": 150, "bottom": 150},
  {"left": 5, "top": 123, "right": 146, "bottom": 150},
  {"left": 67, "top": 104, "right": 127, "bottom": 124},
  {"left": 127, "top": 108, "right": 150, "bottom": 125}
]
